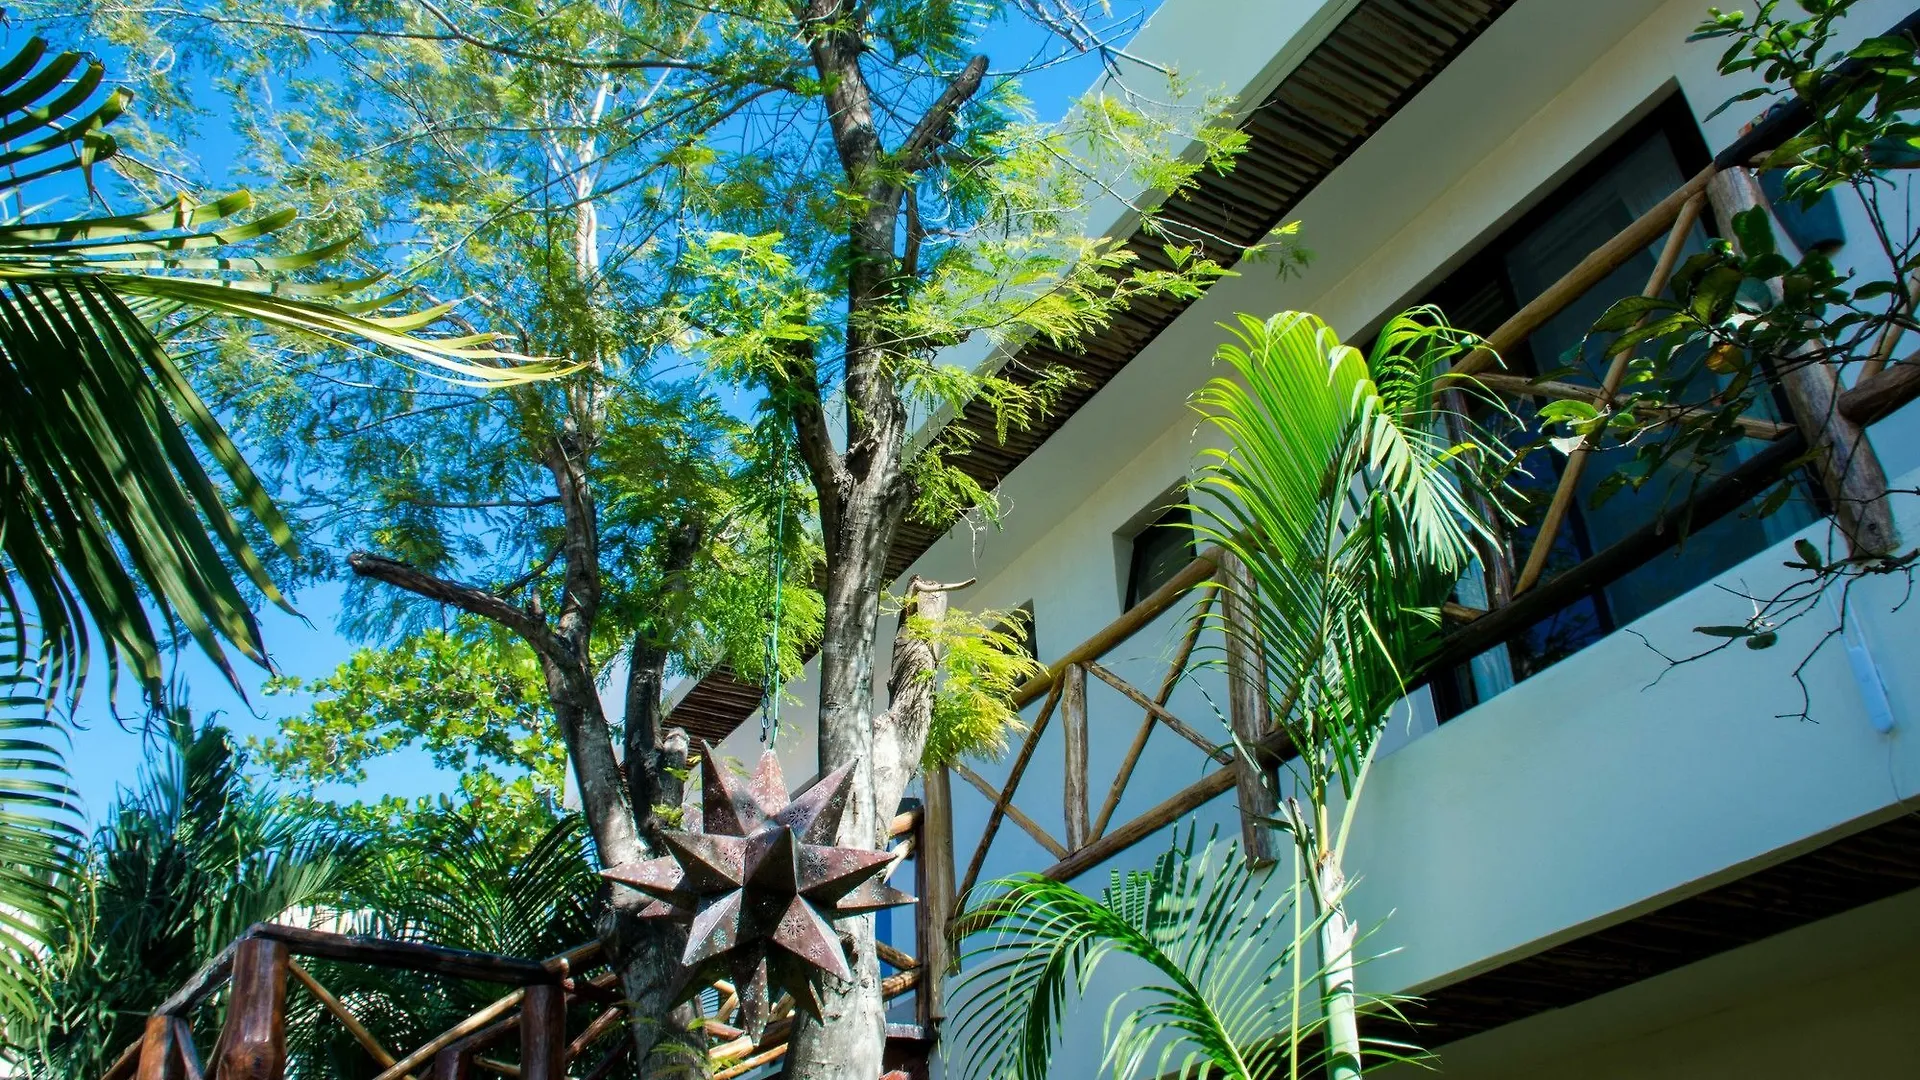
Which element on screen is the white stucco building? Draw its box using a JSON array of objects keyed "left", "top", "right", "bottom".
[{"left": 675, "top": 0, "right": 1920, "bottom": 1074}]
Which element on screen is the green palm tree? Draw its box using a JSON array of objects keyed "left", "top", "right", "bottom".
[
  {"left": 283, "top": 811, "right": 600, "bottom": 1079},
  {"left": 7, "top": 713, "right": 360, "bottom": 1077},
  {"left": 953, "top": 309, "right": 1507, "bottom": 1078},
  {"left": 0, "top": 36, "right": 564, "bottom": 701},
  {"left": 0, "top": 36, "right": 565, "bottom": 1033},
  {"left": 954, "top": 829, "right": 1348, "bottom": 1080},
  {"left": 1188, "top": 309, "right": 1507, "bottom": 1079}
]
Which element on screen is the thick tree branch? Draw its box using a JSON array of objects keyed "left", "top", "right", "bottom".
[
  {"left": 347, "top": 552, "right": 557, "bottom": 652},
  {"left": 623, "top": 512, "right": 704, "bottom": 839},
  {"left": 779, "top": 341, "right": 849, "bottom": 544},
  {"left": 546, "top": 434, "right": 603, "bottom": 651},
  {"left": 899, "top": 55, "right": 988, "bottom": 175}
]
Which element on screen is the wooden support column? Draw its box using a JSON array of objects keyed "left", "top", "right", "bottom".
[
  {"left": 1060, "top": 664, "right": 1090, "bottom": 851},
  {"left": 917, "top": 765, "right": 956, "bottom": 1025},
  {"left": 1707, "top": 168, "right": 1898, "bottom": 556},
  {"left": 1219, "top": 551, "right": 1277, "bottom": 867},
  {"left": 137, "top": 1014, "right": 183, "bottom": 1080},
  {"left": 219, "top": 936, "right": 289, "bottom": 1080},
  {"left": 519, "top": 984, "right": 566, "bottom": 1080}
]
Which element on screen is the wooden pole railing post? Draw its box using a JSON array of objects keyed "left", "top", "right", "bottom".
[
  {"left": 1061, "top": 663, "right": 1090, "bottom": 851},
  {"left": 137, "top": 1014, "right": 183, "bottom": 1080},
  {"left": 1219, "top": 552, "right": 1277, "bottom": 866},
  {"left": 1706, "top": 168, "right": 1898, "bottom": 557},
  {"left": 219, "top": 936, "right": 289, "bottom": 1080},
  {"left": 1094, "top": 590, "right": 1214, "bottom": 841},
  {"left": 519, "top": 983, "right": 566, "bottom": 1080},
  {"left": 1515, "top": 190, "right": 1708, "bottom": 593},
  {"left": 918, "top": 765, "right": 956, "bottom": 1026},
  {"left": 429, "top": 1045, "right": 473, "bottom": 1080}
]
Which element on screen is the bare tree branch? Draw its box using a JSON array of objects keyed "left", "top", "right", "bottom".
[
  {"left": 346, "top": 551, "right": 557, "bottom": 652},
  {"left": 899, "top": 54, "right": 988, "bottom": 174}
]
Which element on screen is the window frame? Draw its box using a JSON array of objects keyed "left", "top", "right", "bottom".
[{"left": 1124, "top": 500, "right": 1197, "bottom": 612}]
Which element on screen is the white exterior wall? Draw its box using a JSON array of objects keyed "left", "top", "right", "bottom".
[{"left": 717, "top": 0, "right": 1920, "bottom": 1071}]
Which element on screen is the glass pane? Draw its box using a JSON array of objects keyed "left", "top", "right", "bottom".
[
  {"left": 1502, "top": 132, "right": 1817, "bottom": 629},
  {"left": 1128, "top": 505, "right": 1194, "bottom": 609}
]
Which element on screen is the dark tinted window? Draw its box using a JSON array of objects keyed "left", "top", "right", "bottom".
[
  {"left": 1126, "top": 504, "right": 1194, "bottom": 610},
  {"left": 1423, "top": 98, "right": 1819, "bottom": 717}
]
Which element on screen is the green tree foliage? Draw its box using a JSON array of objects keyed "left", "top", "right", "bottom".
[
  {"left": 1534, "top": 1, "right": 1920, "bottom": 696},
  {"left": 284, "top": 812, "right": 606, "bottom": 1079},
  {"left": 31, "top": 0, "right": 1271, "bottom": 1067},
  {"left": 0, "top": 36, "right": 559, "bottom": 704},
  {"left": 912, "top": 603, "right": 1043, "bottom": 768},
  {"left": 6, "top": 714, "right": 359, "bottom": 1077},
  {"left": 255, "top": 621, "right": 566, "bottom": 833}
]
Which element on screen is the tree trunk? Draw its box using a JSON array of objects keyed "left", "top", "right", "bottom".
[
  {"left": 598, "top": 897, "right": 703, "bottom": 1077},
  {"left": 1315, "top": 855, "right": 1363, "bottom": 1080},
  {"left": 870, "top": 578, "right": 959, "bottom": 839},
  {"left": 787, "top": 490, "right": 896, "bottom": 1079}
]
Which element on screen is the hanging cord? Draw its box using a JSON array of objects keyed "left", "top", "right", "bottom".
[{"left": 759, "top": 451, "right": 790, "bottom": 748}]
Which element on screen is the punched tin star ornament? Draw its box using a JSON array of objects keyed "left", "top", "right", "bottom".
[{"left": 601, "top": 743, "right": 914, "bottom": 1037}]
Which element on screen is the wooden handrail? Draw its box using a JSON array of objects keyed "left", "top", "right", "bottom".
[
  {"left": 1012, "top": 545, "right": 1223, "bottom": 707},
  {"left": 250, "top": 924, "right": 557, "bottom": 985},
  {"left": 156, "top": 939, "right": 237, "bottom": 1017},
  {"left": 289, "top": 960, "right": 415, "bottom": 1080},
  {"left": 1093, "top": 590, "right": 1215, "bottom": 840},
  {"left": 1472, "top": 372, "right": 1792, "bottom": 441},
  {"left": 372, "top": 990, "right": 526, "bottom": 1080},
  {"left": 1418, "top": 429, "right": 1808, "bottom": 680},
  {"left": 1514, "top": 190, "right": 1708, "bottom": 593},
  {"left": 1451, "top": 163, "right": 1722, "bottom": 379},
  {"left": 1839, "top": 352, "right": 1920, "bottom": 426}
]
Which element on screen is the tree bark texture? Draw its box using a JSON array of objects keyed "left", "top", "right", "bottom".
[
  {"left": 347, "top": 434, "right": 697, "bottom": 1073},
  {"left": 781, "top": 3, "right": 988, "bottom": 1072},
  {"left": 870, "top": 578, "right": 959, "bottom": 842},
  {"left": 1705, "top": 169, "right": 1899, "bottom": 556}
]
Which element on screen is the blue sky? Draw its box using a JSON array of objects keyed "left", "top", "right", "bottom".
[{"left": 59, "top": 0, "right": 1166, "bottom": 823}]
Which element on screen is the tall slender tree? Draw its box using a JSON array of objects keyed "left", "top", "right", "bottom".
[{"left": 51, "top": 1, "right": 1262, "bottom": 1070}]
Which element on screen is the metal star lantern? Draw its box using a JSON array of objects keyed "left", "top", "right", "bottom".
[{"left": 601, "top": 743, "right": 914, "bottom": 1036}]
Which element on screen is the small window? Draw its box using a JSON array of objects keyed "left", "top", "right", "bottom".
[
  {"left": 1125, "top": 504, "right": 1195, "bottom": 610},
  {"left": 994, "top": 601, "right": 1039, "bottom": 662}
]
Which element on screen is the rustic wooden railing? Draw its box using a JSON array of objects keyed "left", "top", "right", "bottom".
[
  {"left": 935, "top": 45, "right": 1920, "bottom": 923},
  {"left": 100, "top": 809, "right": 932, "bottom": 1080}
]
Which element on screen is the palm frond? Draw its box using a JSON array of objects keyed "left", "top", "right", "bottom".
[
  {"left": 0, "top": 37, "right": 572, "bottom": 702},
  {"left": 1188, "top": 309, "right": 1509, "bottom": 791},
  {"left": 8, "top": 710, "right": 359, "bottom": 1075},
  {"left": 953, "top": 829, "right": 1330, "bottom": 1080},
  {"left": 0, "top": 624, "right": 81, "bottom": 1034}
]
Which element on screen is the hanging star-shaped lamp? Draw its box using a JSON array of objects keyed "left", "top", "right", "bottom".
[{"left": 601, "top": 744, "right": 914, "bottom": 1037}]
